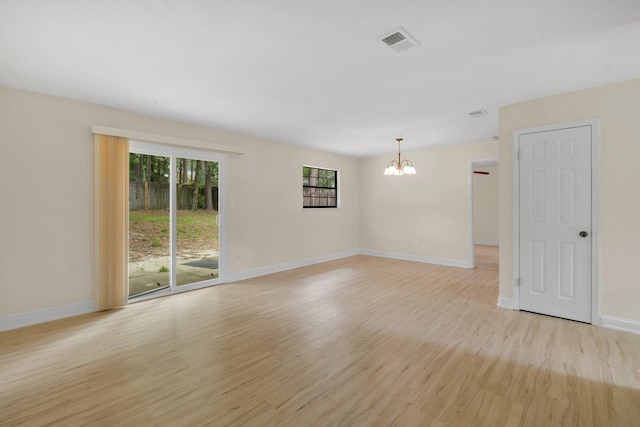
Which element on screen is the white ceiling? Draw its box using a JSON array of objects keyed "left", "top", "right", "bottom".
[{"left": 1, "top": 0, "right": 640, "bottom": 157}]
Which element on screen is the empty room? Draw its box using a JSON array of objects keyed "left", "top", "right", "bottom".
[{"left": 1, "top": 1, "right": 640, "bottom": 426}]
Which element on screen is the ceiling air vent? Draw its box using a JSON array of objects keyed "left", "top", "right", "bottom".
[
  {"left": 468, "top": 109, "right": 489, "bottom": 118},
  {"left": 380, "top": 28, "right": 419, "bottom": 52}
]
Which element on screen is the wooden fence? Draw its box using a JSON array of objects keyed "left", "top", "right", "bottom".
[{"left": 129, "top": 182, "right": 218, "bottom": 210}]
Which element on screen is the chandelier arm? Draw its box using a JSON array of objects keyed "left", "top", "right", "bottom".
[{"left": 383, "top": 137, "right": 416, "bottom": 175}]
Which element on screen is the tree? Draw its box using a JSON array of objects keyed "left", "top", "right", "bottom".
[
  {"left": 191, "top": 160, "right": 204, "bottom": 210},
  {"left": 181, "top": 158, "right": 187, "bottom": 184},
  {"left": 204, "top": 162, "right": 213, "bottom": 210},
  {"left": 129, "top": 153, "right": 142, "bottom": 182}
]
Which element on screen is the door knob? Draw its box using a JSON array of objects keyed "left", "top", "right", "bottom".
[{"left": 579, "top": 231, "right": 589, "bottom": 238}]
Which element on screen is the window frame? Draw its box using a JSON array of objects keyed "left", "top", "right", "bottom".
[{"left": 302, "top": 165, "right": 339, "bottom": 209}]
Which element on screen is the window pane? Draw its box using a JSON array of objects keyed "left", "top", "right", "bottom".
[
  {"left": 128, "top": 153, "right": 171, "bottom": 298},
  {"left": 303, "top": 166, "right": 338, "bottom": 208},
  {"left": 176, "top": 158, "right": 219, "bottom": 286}
]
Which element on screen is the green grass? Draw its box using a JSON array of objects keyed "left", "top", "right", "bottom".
[
  {"left": 129, "top": 210, "right": 217, "bottom": 236},
  {"left": 130, "top": 212, "right": 170, "bottom": 224},
  {"left": 129, "top": 209, "right": 219, "bottom": 260}
]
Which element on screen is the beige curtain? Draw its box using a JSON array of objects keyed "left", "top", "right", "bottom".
[{"left": 95, "top": 134, "right": 129, "bottom": 310}]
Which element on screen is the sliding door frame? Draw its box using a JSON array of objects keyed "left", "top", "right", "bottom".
[{"left": 128, "top": 140, "right": 228, "bottom": 302}]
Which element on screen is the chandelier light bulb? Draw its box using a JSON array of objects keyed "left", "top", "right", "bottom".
[{"left": 383, "top": 138, "right": 416, "bottom": 176}]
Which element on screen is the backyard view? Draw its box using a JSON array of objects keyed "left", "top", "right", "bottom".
[{"left": 128, "top": 153, "right": 219, "bottom": 298}]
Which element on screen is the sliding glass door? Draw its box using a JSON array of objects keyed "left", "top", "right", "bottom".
[
  {"left": 175, "top": 157, "right": 220, "bottom": 287},
  {"left": 128, "top": 151, "right": 172, "bottom": 297},
  {"left": 128, "top": 143, "right": 225, "bottom": 300}
]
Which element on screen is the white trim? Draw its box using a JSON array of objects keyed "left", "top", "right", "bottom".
[
  {"left": 600, "top": 315, "right": 640, "bottom": 335},
  {"left": 497, "top": 296, "right": 514, "bottom": 309},
  {"left": 468, "top": 161, "right": 475, "bottom": 269},
  {"left": 218, "top": 153, "right": 229, "bottom": 285},
  {"left": 474, "top": 240, "right": 499, "bottom": 247},
  {"left": 227, "top": 250, "right": 360, "bottom": 282},
  {"left": 91, "top": 125, "right": 245, "bottom": 154},
  {"left": 512, "top": 118, "right": 601, "bottom": 324},
  {"left": 93, "top": 135, "right": 101, "bottom": 315},
  {"left": 360, "top": 249, "right": 471, "bottom": 268},
  {"left": 590, "top": 121, "right": 602, "bottom": 327},
  {"left": 471, "top": 158, "right": 500, "bottom": 167},
  {"left": 0, "top": 301, "right": 95, "bottom": 332},
  {"left": 468, "top": 157, "right": 499, "bottom": 270},
  {"left": 227, "top": 248, "right": 471, "bottom": 284},
  {"left": 512, "top": 133, "right": 521, "bottom": 310}
]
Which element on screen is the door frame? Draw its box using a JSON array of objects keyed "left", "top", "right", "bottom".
[
  {"left": 468, "top": 157, "right": 499, "bottom": 269},
  {"left": 512, "top": 118, "right": 601, "bottom": 325},
  {"left": 128, "top": 140, "right": 228, "bottom": 302}
]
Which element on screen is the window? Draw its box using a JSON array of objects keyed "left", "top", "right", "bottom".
[{"left": 303, "top": 166, "right": 338, "bottom": 208}]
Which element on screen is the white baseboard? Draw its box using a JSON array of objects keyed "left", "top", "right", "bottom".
[
  {"left": 474, "top": 240, "right": 499, "bottom": 247},
  {"left": 227, "top": 249, "right": 360, "bottom": 283},
  {"left": 227, "top": 248, "right": 470, "bottom": 284},
  {"left": 360, "top": 249, "right": 471, "bottom": 268},
  {"left": 600, "top": 315, "right": 640, "bottom": 335},
  {"left": 497, "top": 296, "right": 513, "bottom": 309},
  {"left": 0, "top": 300, "right": 95, "bottom": 332}
]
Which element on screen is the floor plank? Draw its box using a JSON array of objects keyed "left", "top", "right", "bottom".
[{"left": 1, "top": 255, "right": 639, "bottom": 426}]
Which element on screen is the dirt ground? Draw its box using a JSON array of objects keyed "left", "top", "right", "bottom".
[
  {"left": 128, "top": 249, "right": 219, "bottom": 297},
  {"left": 129, "top": 210, "right": 218, "bottom": 261},
  {"left": 128, "top": 210, "right": 219, "bottom": 297}
]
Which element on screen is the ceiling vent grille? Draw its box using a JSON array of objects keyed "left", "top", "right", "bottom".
[
  {"left": 468, "top": 109, "right": 489, "bottom": 118},
  {"left": 382, "top": 32, "right": 406, "bottom": 46},
  {"left": 380, "top": 28, "right": 419, "bottom": 52}
]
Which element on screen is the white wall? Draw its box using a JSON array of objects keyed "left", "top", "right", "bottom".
[
  {"left": 499, "top": 78, "right": 640, "bottom": 323},
  {"left": 227, "top": 139, "right": 359, "bottom": 276},
  {"left": 473, "top": 165, "right": 499, "bottom": 244},
  {"left": 0, "top": 86, "right": 359, "bottom": 318},
  {"left": 359, "top": 140, "right": 499, "bottom": 265}
]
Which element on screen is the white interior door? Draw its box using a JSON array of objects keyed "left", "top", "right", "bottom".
[{"left": 518, "top": 125, "right": 592, "bottom": 322}]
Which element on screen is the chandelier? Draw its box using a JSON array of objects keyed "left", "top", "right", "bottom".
[{"left": 383, "top": 138, "right": 416, "bottom": 175}]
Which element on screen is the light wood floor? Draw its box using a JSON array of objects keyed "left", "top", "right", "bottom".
[
  {"left": 474, "top": 244, "right": 499, "bottom": 271},
  {"left": 1, "top": 256, "right": 639, "bottom": 426}
]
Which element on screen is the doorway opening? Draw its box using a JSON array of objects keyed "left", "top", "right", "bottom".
[{"left": 469, "top": 158, "right": 499, "bottom": 271}]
